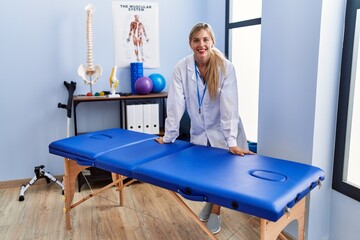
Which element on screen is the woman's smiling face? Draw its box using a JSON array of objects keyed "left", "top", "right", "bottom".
[{"left": 190, "top": 29, "right": 214, "bottom": 64}]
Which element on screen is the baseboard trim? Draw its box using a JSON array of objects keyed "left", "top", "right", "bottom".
[{"left": 0, "top": 175, "right": 64, "bottom": 189}]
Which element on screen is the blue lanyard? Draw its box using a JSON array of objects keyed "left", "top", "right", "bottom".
[{"left": 194, "top": 61, "right": 207, "bottom": 114}]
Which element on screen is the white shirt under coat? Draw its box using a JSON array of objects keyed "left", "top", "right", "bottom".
[{"left": 163, "top": 54, "right": 248, "bottom": 150}]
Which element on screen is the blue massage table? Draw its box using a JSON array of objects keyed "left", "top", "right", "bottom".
[{"left": 49, "top": 128, "right": 325, "bottom": 240}]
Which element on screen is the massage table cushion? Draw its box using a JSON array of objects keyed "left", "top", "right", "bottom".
[
  {"left": 49, "top": 128, "right": 325, "bottom": 222},
  {"left": 49, "top": 128, "right": 157, "bottom": 166},
  {"left": 132, "top": 145, "right": 324, "bottom": 221}
]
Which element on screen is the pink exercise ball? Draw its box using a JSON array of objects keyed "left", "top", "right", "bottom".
[{"left": 134, "top": 76, "right": 153, "bottom": 95}]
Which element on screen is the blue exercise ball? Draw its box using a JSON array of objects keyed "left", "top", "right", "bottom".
[
  {"left": 149, "top": 73, "right": 166, "bottom": 93},
  {"left": 134, "top": 76, "right": 153, "bottom": 95}
]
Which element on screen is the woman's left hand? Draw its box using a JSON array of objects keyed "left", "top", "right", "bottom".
[{"left": 229, "top": 146, "right": 255, "bottom": 156}]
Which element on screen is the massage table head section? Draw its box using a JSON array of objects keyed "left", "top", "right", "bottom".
[
  {"left": 49, "top": 128, "right": 157, "bottom": 166},
  {"left": 132, "top": 145, "right": 325, "bottom": 222},
  {"left": 94, "top": 139, "right": 193, "bottom": 177}
]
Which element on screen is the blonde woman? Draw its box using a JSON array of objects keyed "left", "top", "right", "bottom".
[{"left": 156, "top": 22, "right": 253, "bottom": 234}]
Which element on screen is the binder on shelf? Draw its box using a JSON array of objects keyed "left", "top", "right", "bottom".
[
  {"left": 143, "top": 104, "right": 152, "bottom": 134},
  {"left": 127, "top": 103, "right": 159, "bottom": 134},
  {"left": 134, "top": 104, "right": 144, "bottom": 133},
  {"left": 151, "top": 103, "right": 159, "bottom": 134},
  {"left": 126, "top": 105, "right": 136, "bottom": 132}
]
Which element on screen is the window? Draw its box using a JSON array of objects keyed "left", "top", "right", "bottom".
[
  {"left": 333, "top": 0, "right": 360, "bottom": 201},
  {"left": 225, "top": 0, "right": 262, "bottom": 142}
]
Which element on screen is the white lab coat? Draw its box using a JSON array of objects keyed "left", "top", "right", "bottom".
[{"left": 163, "top": 54, "right": 248, "bottom": 150}]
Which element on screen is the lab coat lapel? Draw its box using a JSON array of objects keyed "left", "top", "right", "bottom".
[{"left": 187, "top": 55, "right": 196, "bottom": 84}]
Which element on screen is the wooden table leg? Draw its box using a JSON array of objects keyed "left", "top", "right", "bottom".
[
  {"left": 112, "top": 173, "right": 124, "bottom": 206},
  {"left": 63, "top": 158, "right": 87, "bottom": 230},
  {"left": 260, "top": 198, "right": 306, "bottom": 240},
  {"left": 169, "top": 191, "right": 217, "bottom": 240}
]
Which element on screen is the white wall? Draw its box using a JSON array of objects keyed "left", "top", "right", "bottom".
[
  {"left": 0, "top": 0, "right": 225, "bottom": 180},
  {"left": 330, "top": 191, "right": 360, "bottom": 239},
  {"left": 205, "top": 1, "right": 226, "bottom": 53},
  {"left": 325, "top": 1, "right": 360, "bottom": 239},
  {"left": 311, "top": 0, "right": 346, "bottom": 239},
  {"left": 259, "top": 0, "right": 346, "bottom": 239},
  {"left": 3, "top": 0, "right": 360, "bottom": 239}
]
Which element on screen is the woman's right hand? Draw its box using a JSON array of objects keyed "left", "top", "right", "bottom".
[{"left": 229, "top": 146, "right": 255, "bottom": 156}]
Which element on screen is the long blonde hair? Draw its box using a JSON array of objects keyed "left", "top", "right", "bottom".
[{"left": 189, "top": 23, "right": 226, "bottom": 100}]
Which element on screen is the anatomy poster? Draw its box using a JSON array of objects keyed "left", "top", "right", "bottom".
[{"left": 112, "top": 1, "right": 159, "bottom": 68}]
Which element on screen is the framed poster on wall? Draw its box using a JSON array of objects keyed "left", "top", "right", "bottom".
[{"left": 112, "top": 1, "right": 160, "bottom": 68}]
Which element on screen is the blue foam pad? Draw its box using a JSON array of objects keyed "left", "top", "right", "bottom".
[
  {"left": 49, "top": 128, "right": 156, "bottom": 166},
  {"left": 95, "top": 138, "right": 193, "bottom": 177},
  {"left": 132, "top": 145, "right": 325, "bottom": 221}
]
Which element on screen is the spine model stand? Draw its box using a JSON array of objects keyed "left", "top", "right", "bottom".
[{"left": 77, "top": 4, "right": 102, "bottom": 95}]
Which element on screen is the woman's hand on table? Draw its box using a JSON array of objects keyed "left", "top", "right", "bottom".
[
  {"left": 229, "top": 146, "right": 255, "bottom": 156},
  {"left": 155, "top": 137, "right": 166, "bottom": 144}
]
